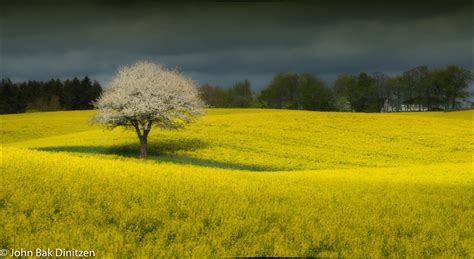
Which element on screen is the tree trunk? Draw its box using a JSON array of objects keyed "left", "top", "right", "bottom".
[
  {"left": 132, "top": 121, "right": 152, "bottom": 158},
  {"left": 139, "top": 136, "right": 147, "bottom": 158}
]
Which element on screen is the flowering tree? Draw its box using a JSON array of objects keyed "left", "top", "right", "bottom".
[{"left": 93, "top": 61, "right": 204, "bottom": 158}]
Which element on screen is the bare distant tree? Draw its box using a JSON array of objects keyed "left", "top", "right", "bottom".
[{"left": 93, "top": 61, "right": 204, "bottom": 158}]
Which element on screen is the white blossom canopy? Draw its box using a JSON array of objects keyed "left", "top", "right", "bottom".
[{"left": 93, "top": 61, "right": 203, "bottom": 131}]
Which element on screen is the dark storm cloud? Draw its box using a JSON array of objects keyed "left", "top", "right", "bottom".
[{"left": 1, "top": 1, "right": 472, "bottom": 89}]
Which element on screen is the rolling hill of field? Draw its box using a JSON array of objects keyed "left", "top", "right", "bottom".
[{"left": 1, "top": 109, "right": 473, "bottom": 257}]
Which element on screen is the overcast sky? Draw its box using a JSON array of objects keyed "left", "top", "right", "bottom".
[{"left": 1, "top": 1, "right": 472, "bottom": 90}]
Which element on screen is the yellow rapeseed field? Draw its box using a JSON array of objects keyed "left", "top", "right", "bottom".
[{"left": 1, "top": 109, "right": 473, "bottom": 256}]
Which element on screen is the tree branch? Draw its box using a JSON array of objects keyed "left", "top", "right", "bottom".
[
  {"left": 130, "top": 119, "right": 142, "bottom": 138},
  {"left": 143, "top": 120, "right": 153, "bottom": 138}
]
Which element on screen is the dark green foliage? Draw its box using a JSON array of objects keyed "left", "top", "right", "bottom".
[
  {"left": 3, "top": 65, "right": 470, "bottom": 114},
  {"left": 26, "top": 95, "right": 61, "bottom": 112},
  {"left": 257, "top": 73, "right": 334, "bottom": 111},
  {"left": 353, "top": 72, "right": 374, "bottom": 112},
  {"left": 0, "top": 77, "right": 102, "bottom": 114},
  {"left": 258, "top": 73, "right": 299, "bottom": 109},
  {"left": 295, "top": 74, "right": 334, "bottom": 111},
  {"left": 227, "top": 80, "right": 253, "bottom": 108},
  {"left": 199, "top": 65, "right": 471, "bottom": 113},
  {"left": 430, "top": 65, "right": 473, "bottom": 110},
  {"left": 332, "top": 65, "right": 472, "bottom": 112},
  {"left": 199, "top": 80, "right": 254, "bottom": 108},
  {"left": 0, "top": 79, "right": 21, "bottom": 114},
  {"left": 199, "top": 84, "right": 228, "bottom": 108},
  {"left": 333, "top": 72, "right": 386, "bottom": 112},
  {"left": 400, "top": 66, "right": 433, "bottom": 111},
  {"left": 333, "top": 74, "right": 357, "bottom": 111}
]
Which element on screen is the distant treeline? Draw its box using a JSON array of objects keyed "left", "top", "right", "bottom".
[
  {"left": 1, "top": 65, "right": 472, "bottom": 115},
  {"left": 0, "top": 77, "right": 103, "bottom": 114},
  {"left": 200, "top": 65, "right": 473, "bottom": 112}
]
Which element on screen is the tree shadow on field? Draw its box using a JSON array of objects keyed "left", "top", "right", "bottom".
[
  {"left": 36, "top": 138, "right": 207, "bottom": 156},
  {"left": 35, "top": 138, "right": 276, "bottom": 171}
]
